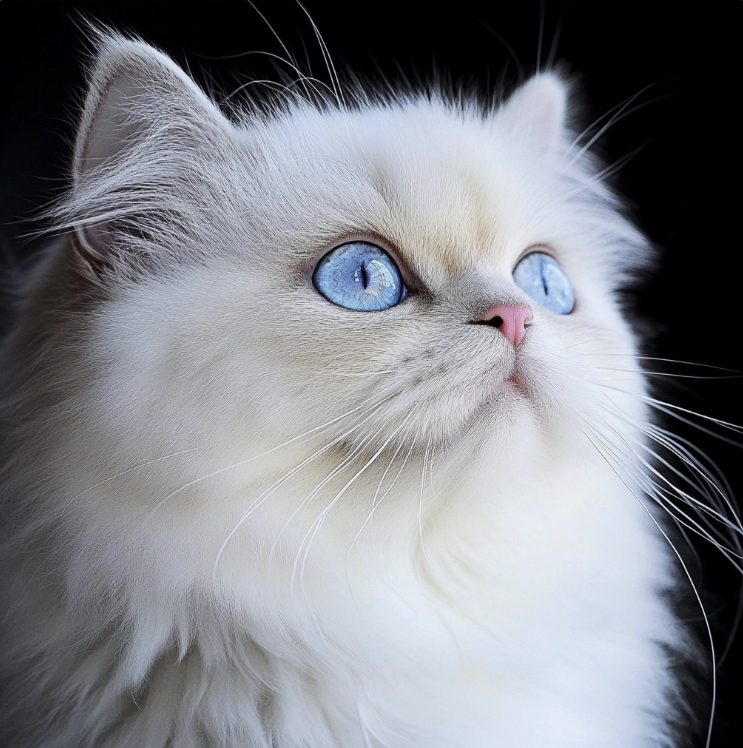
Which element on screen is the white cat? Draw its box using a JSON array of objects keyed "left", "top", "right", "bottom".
[{"left": 0, "top": 32, "right": 707, "bottom": 747}]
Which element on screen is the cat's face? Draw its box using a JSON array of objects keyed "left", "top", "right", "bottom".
[{"left": 55, "top": 38, "right": 648, "bottom": 514}]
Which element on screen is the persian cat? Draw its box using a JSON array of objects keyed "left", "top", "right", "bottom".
[{"left": 0, "top": 28, "right": 733, "bottom": 748}]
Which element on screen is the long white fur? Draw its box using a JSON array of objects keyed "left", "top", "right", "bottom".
[{"left": 0, "top": 34, "right": 690, "bottom": 747}]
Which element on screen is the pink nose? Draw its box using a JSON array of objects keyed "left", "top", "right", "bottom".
[{"left": 477, "top": 304, "right": 533, "bottom": 347}]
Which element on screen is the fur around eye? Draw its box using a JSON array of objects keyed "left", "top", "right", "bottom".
[
  {"left": 313, "top": 241, "right": 408, "bottom": 311},
  {"left": 512, "top": 251, "right": 575, "bottom": 314}
]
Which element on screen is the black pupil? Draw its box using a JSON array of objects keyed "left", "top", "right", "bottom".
[{"left": 540, "top": 265, "right": 549, "bottom": 296}]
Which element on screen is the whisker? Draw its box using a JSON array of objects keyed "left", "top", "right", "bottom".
[
  {"left": 595, "top": 393, "right": 742, "bottom": 550},
  {"left": 594, "top": 427, "right": 706, "bottom": 567},
  {"left": 603, "top": 418, "right": 743, "bottom": 568},
  {"left": 418, "top": 435, "right": 433, "bottom": 566},
  {"left": 545, "top": 2, "right": 570, "bottom": 71},
  {"left": 562, "top": 87, "right": 671, "bottom": 171},
  {"left": 322, "top": 370, "right": 398, "bottom": 378},
  {"left": 343, "top": 436, "right": 419, "bottom": 615},
  {"left": 605, "top": 402, "right": 739, "bottom": 522},
  {"left": 296, "top": 0, "right": 348, "bottom": 112},
  {"left": 220, "top": 77, "right": 316, "bottom": 108},
  {"left": 601, "top": 384, "right": 743, "bottom": 438},
  {"left": 563, "top": 84, "right": 656, "bottom": 160},
  {"left": 284, "top": 434, "right": 379, "bottom": 656},
  {"left": 346, "top": 432, "right": 409, "bottom": 562},
  {"left": 587, "top": 354, "right": 741, "bottom": 375},
  {"left": 478, "top": 23, "right": 525, "bottom": 82},
  {"left": 243, "top": 0, "right": 323, "bottom": 105},
  {"left": 270, "top": 441, "right": 368, "bottom": 570},
  {"left": 535, "top": 0, "right": 545, "bottom": 74},
  {"left": 644, "top": 423, "right": 739, "bottom": 522},
  {"left": 59, "top": 447, "right": 204, "bottom": 515},
  {"left": 562, "top": 144, "right": 646, "bottom": 200},
  {"left": 595, "top": 366, "right": 742, "bottom": 381}
]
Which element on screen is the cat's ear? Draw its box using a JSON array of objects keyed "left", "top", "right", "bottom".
[
  {"left": 70, "top": 34, "right": 231, "bottom": 269},
  {"left": 498, "top": 73, "right": 568, "bottom": 156}
]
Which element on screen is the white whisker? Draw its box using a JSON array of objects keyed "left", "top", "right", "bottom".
[
  {"left": 601, "top": 383, "right": 743, "bottom": 437},
  {"left": 602, "top": 417, "right": 743, "bottom": 568},
  {"left": 242, "top": 0, "right": 328, "bottom": 105},
  {"left": 603, "top": 354, "right": 740, "bottom": 373},
  {"left": 562, "top": 85, "right": 669, "bottom": 171},
  {"left": 595, "top": 365, "right": 741, "bottom": 381},
  {"left": 59, "top": 447, "right": 204, "bottom": 515},
  {"left": 345, "top": 421, "right": 413, "bottom": 563},
  {"left": 296, "top": 0, "right": 348, "bottom": 113},
  {"left": 418, "top": 435, "right": 433, "bottom": 566},
  {"left": 220, "top": 77, "right": 316, "bottom": 109}
]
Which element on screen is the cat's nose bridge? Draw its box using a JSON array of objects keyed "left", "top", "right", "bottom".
[{"left": 474, "top": 304, "right": 533, "bottom": 347}]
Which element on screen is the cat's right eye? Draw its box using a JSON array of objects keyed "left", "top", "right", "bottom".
[
  {"left": 512, "top": 251, "right": 575, "bottom": 315},
  {"left": 312, "top": 241, "right": 408, "bottom": 311}
]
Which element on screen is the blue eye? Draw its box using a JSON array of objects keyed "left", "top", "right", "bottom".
[
  {"left": 512, "top": 252, "right": 575, "bottom": 314},
  {"left": 313, "top": 242, "right": 407, "bottom": 311}
]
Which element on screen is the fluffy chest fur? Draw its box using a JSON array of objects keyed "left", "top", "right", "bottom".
[{"left": 0, "top": 32, "right": 689, "bottom": 748}]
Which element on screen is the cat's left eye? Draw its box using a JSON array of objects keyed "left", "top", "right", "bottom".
[
  {"left": 512, "top": 251, "right": 575, "bottom": 315},
  {"left": 313, "top": 241, "right": 408, "bottom": 311}
]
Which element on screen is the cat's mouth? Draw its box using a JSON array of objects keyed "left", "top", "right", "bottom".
[
  {"left": 501, "top": 363, "right": 531, "bottom": 398},
  {"left": 504, "top": 374, "right": 527, "bottom": 395}
]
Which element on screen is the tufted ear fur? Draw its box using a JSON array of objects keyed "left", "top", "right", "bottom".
[
  {"left": 498, "top": 73, "right": 568, "bottom": 156},
  {"left": 71, "top": 34, "right": 231, "bottom": 270}
]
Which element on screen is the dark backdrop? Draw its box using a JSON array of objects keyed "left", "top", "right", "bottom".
[{"left": 1, "top": 2, "right": 741, "bottom": 745}]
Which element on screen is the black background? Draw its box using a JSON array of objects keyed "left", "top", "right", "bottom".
[{"left": 1, "top": 2, "right": 741, "bottom": 745}]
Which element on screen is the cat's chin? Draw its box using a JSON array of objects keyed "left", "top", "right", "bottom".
[
  {"left": 486, "top": 356, "right": 533, "bottom": 403},
  {"left": 502, "top": 371, "right": 529, "bottom": 396},
  {"left": 455, "top": 376, "right": 536, "bottom": 444}
]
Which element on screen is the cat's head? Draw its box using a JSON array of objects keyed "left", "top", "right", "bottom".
[{"left": 45, "top": 34, "right": 649, "bottom": 495}]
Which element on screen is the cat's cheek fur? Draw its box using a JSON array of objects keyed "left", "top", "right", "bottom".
[{"left": 0, "top": 33, "right": 690, "bottom": 748}]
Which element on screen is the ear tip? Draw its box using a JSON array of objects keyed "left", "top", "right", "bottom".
[
  {"left": 522, "top": 72, "right": 570, "bottom": 111},
  {"left": 498, "top": 71, "right": 570, "bottom": 156},
  {"left": 72, "top": 37, "right": 156, "bottom": 182},
  {"left": 73, "top": 31, "right": 222, "bottom": 181},
  {"left": 88, "top": 34, "right": 179, "bottom": 89}
]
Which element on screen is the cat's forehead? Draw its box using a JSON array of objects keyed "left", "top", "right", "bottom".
[{"left": 257, "top": 101, "right": 562, "bottom": 283}]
